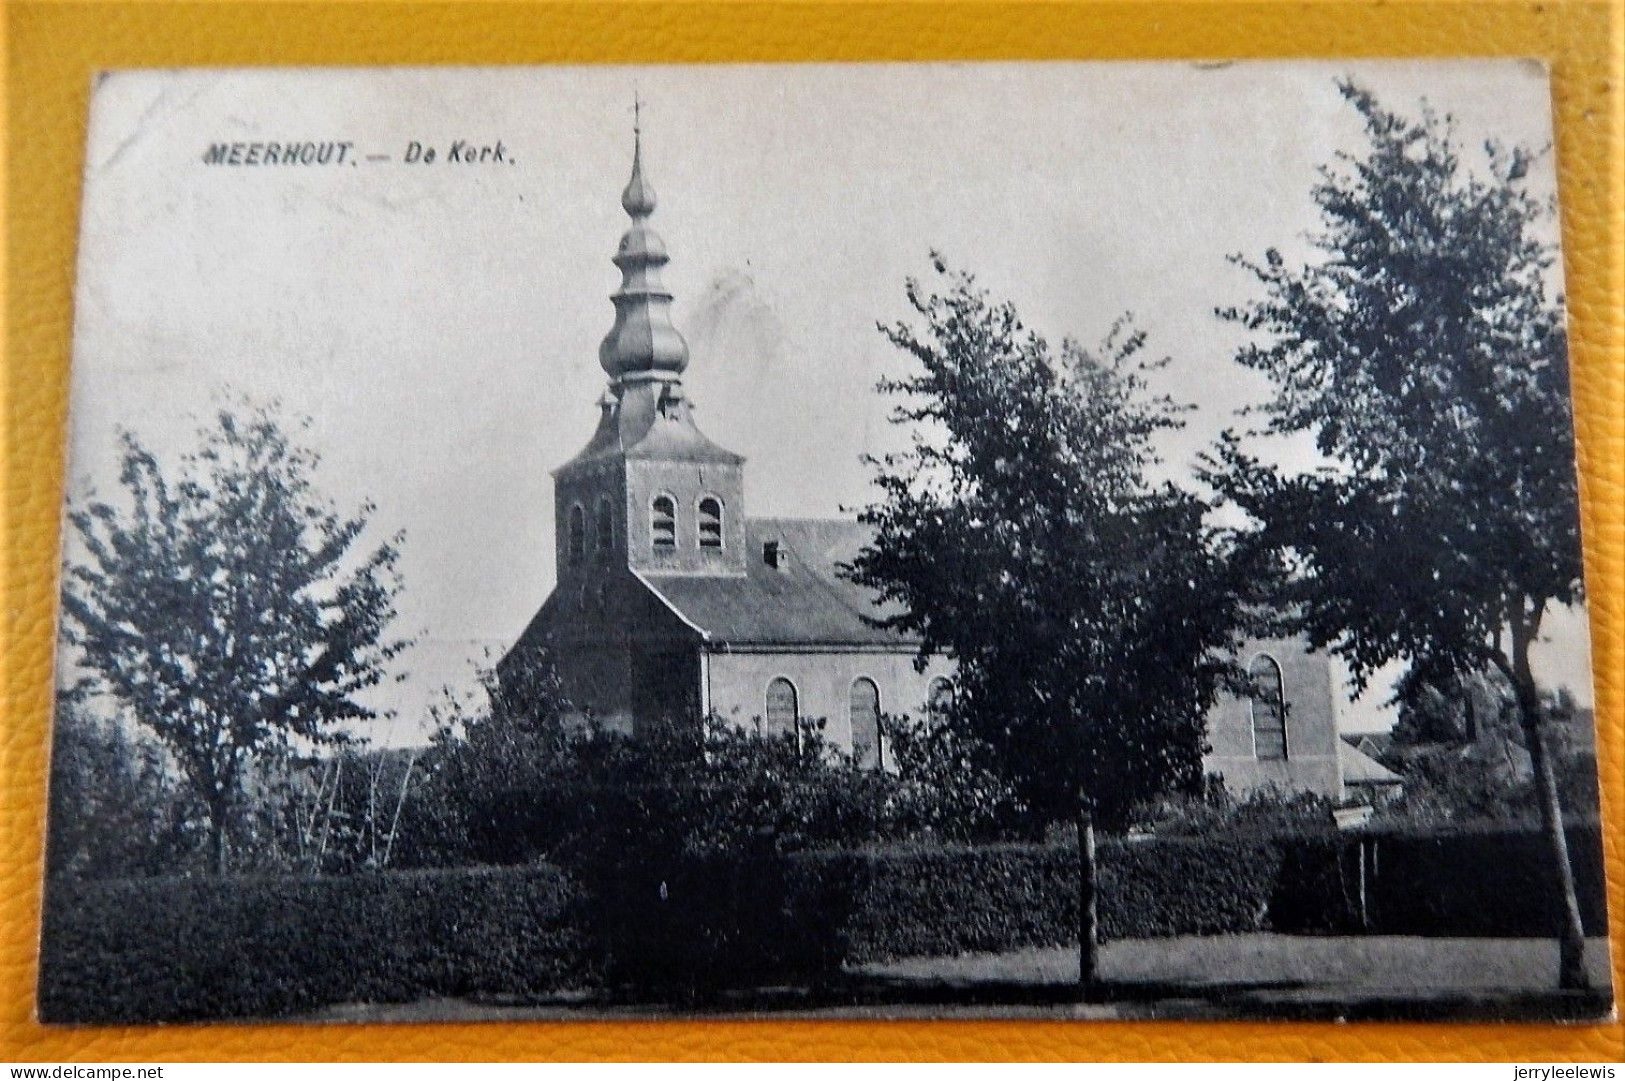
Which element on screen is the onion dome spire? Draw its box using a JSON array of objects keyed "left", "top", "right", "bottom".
[{"left": 599, "top": 102, "right": 689, "bottom": 383}]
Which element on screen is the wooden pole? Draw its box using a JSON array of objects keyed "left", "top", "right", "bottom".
[{"left": 1077, "top": 791, "right": 1099, "bottom": 998}]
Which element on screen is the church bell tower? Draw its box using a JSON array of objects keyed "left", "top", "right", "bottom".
[{"left": 551, "top": 110, "right": 747, "bottom": 589}]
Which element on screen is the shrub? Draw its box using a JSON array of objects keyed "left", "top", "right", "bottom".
[
  {"left": 400, "top": 649, "right": 1029, "bottom": 872},
  {"left": 38, "top": 864, "right": 594, "bottom": 1024},
  {"left": 38, "top": 825, "right": 1608, "bottom": 1020},
  {"left": 402, "top": 706, "right": 908, "bottom": 868},
  {"left": 878, "top": 712, "right": 1029, "bottom": 840},
  {"left": 778, "top": 823, "right": 1607, "bottom": 964},
  {"left": 1128, "top": 782, "right": 1339, "bottom": 838}
]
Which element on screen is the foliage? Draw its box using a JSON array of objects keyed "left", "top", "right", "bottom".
[
  {"left": 1379, "top": 674, "right": 1598, "bottom": 827},
  {"left": 781, "top": 823, "right": 1606, "bottom": 963},
  {"left": 1206, "top": 79, "right": 1591, "bottom": 985},
  {"left": 1391, "top": 668, "right": 1518, "bottom": 748},
  {"left": 785, "top": 843, "right": 1080, "bottom": 963},
  {"left": 784, "top": 834, "right": 1352, "bottom": 962},
  {"left": 46, "top": 699, "right": 419, "bottom": 880},
  {"left": 58, "top": 399, "right": 411, "bottom": 872},
  {"left": 1381, "top": 747, "right": 1533, "bottom": 824},
  {"left": 848, "top": 259, "right": 1267, "bottom": 829},
  {"left": 38, "top": 863, "right": 594, "bottom": 1024},
  {"left": 37, "top": 826, "right": 1608, "bottom": 1020},
  {"left": 1208, "top": 80, "right": 1579, "bottom": 712},
  {"left": 45, "top": 696, "right": 205, "bottom": 879},
  {"left": 398, "top": 647, "right": 1026, "bottom": 869},
  {"left": 877, "top": 710, "right": 1028, "bottom": 840},
  {"left": 593, "top": 835, "right": 1318, "bottom": 984},
  {"left": 1372, "top": 735, "right": 1600, "bottom": 830},
  {"left": 1127, "top": 781, "right": 1338, "bottom": 838},
  {"left": 229, "top": 745, "right": 423, "bottom": 874}
]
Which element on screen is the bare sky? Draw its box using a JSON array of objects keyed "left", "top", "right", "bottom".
[{"left": 62, "top": 61, "right": 1593, "bottom": 742}]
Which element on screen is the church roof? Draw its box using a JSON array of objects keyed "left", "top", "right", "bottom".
[
  {"left": 638, "top": 517, "right": 921, "bottom": 649},
  {"left": 557, "top": 384, "right": 745, "bottom": 474}
]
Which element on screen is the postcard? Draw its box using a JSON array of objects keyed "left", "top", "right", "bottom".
[{"left": 41, "top": 61, "right": 1610, "bottom": 1024}]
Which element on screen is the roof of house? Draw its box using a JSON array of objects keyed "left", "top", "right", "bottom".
[
  {"left": 639, "top": 517, "right": 920, "bottom": 649},
  {"left": 1337, "top": 740, "right": 1404, "bottom": 786},
  {"left": 1340, "top": 731, "right": 1394, "bottom": 756}
]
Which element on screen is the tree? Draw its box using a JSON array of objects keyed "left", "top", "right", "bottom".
[
  {"left": 1209, "top": 82, "right": 1591, "bottom": 987},
  {"left": 60, "top": 401, "right": 410, "bottom": 873},
  {"left": 847, "top": 260, "right": 1263, "bottom": 992},
  {"left": 1390, "top": 668, "right": 1514, "bottom": 748}
]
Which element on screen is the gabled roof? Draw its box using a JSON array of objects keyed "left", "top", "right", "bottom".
[
  {"left": 1340, "top": 731, "right": 1394, "bottom": 756},
  {"left": 639, "top": 517, "right": 920, "bottom": 649},
  {"left": 1337, "top": 740, "right": 1403, "bottom": 786}
]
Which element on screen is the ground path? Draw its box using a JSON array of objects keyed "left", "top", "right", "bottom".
[{"left": 310, "top": 935, "right": 1615, "bottom": 1023}]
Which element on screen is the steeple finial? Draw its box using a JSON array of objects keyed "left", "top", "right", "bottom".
[
  {"left": 622, "top": 94, "right": 656, "bottom": 218},
  {"left": 600, "top": 102, "right": 688, "bottom": 383}
]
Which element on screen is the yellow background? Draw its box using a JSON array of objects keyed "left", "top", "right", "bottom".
[{"left": 3, "top": 0, "right": 1621, "bottom": 1062}]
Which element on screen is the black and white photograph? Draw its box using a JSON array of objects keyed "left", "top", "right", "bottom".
[{"left": 40, "top": 60, "right": 1611, "bottom": 1024}]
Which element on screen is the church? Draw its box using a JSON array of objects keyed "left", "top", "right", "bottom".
[{"left": 501, "top": 129, "right": 1398, "bottom": 802}]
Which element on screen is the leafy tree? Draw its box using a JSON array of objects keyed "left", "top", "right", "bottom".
[
  {"left": 847, "top": 260, "right": 1263, "bottom": 990},
  {"left": 60, "top": 401, "right": 411, "bottom": 873},
  {"left": 1209, "top": 82, "right": 1591, "bottom": 986},
  {"left": 1390, "top": 668, "right": 1515, "bottom": 748}
]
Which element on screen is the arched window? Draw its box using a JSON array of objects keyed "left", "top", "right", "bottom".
[
  {"left": 1249, "top": 654, "right": 1288, "bottom": 761},
  {"left": 650, "top": 494, "right": 676, "bottom": 549},
  {"left": 594, "top": 497, "right": 614, "bottom": 563},
  {"left": 698, "top": 496, "right": 724, "bottom": 548},
  {"left": 850, "top": 677, "right": 881, "bottom": 770},
  {"left": 927, "top": 677, "right": 955, "bottom": 725},
  {"left": 764, "top": 677, "right": 798, "bottom": 739},
  {"left": 566, "top": 504, "right": 586, "bottom": 566}
]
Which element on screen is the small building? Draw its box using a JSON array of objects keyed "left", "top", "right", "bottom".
[{"left": 502, "top": 130, "right": 1378, "bottom": 800}]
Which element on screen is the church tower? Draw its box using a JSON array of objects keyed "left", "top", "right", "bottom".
[{"left": 552, "top": 115, "right": 747, "bottom": 595}]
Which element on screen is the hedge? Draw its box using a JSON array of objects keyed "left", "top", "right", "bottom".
[
  {"left": 37, "top": 823, "right": 1608, "bottom": 1019},
  {"left": 38, "top": 864, "right": 596, "bottom": 1024},
  {"left": 1359, "top": 822, "right": 1608, "bottom": 938},
  {"left": 776, "top": 823, "right": 1605, "bottom": 963},
  {"left": 778, "top": 836, "right": 1346, "bottom": 964}
]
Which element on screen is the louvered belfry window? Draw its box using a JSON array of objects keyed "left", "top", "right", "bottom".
[
  {"left": 651, "top": 495, "right": 676, "bottom": 549},
  {"left": 698, "top": 496, "right": 724, "bottom": 548}
]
